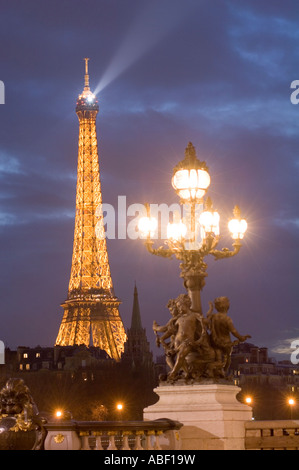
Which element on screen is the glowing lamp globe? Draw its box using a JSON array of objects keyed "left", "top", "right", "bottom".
[
  {"left": 199, "top": 209, "right": 220, "bottom": 236},
  {"left": 167, "top": 220, "right": 187, "bottom": 241},
  {"left": 228, "top": 206, "right": 247, "bottom": 240},
  {"left": 138, "top": 216, "right": 157, "bottom": 238},
  {"left": 172, "top": 142, "right": 210, "bottom": 203}
]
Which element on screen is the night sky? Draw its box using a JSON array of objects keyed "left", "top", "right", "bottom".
[{"left": 0, "top": 0, "right": 298, "bottom": 361}]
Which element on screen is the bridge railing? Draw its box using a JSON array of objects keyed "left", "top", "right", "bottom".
[
  {"left": 44, "top": 418, "right": 183, "bottom": 450},
  {"left": 44, "top": 417, "right": 299, "bottom": 450},
  {"left": 245, "top": 420, "right": 299, "bottom": 450}
]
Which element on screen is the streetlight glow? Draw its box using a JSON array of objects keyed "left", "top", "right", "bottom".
[
  {"left": 167, "top": 220, "right": 187, "bottom": 241},
  {"left": 199, "top": 207, "right": 220, "bottom": 237},
  {"left": 172, "top": 168, "right": 211, "bottom": 202},
  {"left": 138, "top": 216, "right": 157, "bottom": 238},
  {"left": 171, "top": 143, "right": 211, "bottom": 204},
  {"left": 228, "top": 206, "right": 248, "bottom": 240}
]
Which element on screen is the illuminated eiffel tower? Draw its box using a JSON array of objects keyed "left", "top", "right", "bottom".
[{"left": 55, "top": 59, "right": 126, "bottom": 360}]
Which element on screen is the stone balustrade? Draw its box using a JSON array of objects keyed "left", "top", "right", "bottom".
[
  {"left": 44, "top": 418, "right": 182, "bottom": 451},
  {"left": 245, "top": 420, "right": 299, "bottom": 450}
]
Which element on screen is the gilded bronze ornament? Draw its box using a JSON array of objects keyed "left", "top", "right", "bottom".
[{"left": 0, "top": 378, "right": 46, "bottom": 450}]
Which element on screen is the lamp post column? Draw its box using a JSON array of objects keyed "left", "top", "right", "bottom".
[{"left": 180, "top": 252, "right": 207, "bottom": 314}]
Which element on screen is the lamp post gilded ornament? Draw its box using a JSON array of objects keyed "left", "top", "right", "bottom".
[{"left": 139, "top": 142, "right": 250, "bottom": 383}]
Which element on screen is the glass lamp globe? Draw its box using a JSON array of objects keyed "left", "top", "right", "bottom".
[
  {"left": 199, "top": 209, "right": 220, "bottom": 237},
  {"left": 199, "top": 197, "right": 220, "bottom": 238},
  {"left": 167, "top": 220, "right": 187, "bottom": 241},
  {"left": 138, "top": 216, "right": 157, "bottom": 238},
  {"left": 228, "top": 206, "right": 247, "bottom": 240},
  {"left": 172, "top": 142, "right": 210, "bottom": 203}
]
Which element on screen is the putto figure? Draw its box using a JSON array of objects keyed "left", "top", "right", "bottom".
[
  {"left": 153, "top": 294, "right": 250, "bottom": 383},
  {"left": 207, "top": 296, "right": 251, "bottom": 374}
]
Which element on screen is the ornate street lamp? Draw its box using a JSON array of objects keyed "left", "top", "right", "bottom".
[
  {"left": 138, "top": 142, "right": 248, "bottom": 314},
  {"left": 141, "top": 143, "right": 253, "bottom": 445}
]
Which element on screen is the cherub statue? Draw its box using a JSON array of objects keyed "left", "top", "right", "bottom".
[
  {"left": 166, "top": 294, "right": 203, "bottom": 381},
  {"left": 153, "top": 292, "right": 251, "bottom": 384},
  {"left": 153, "top": 298, "right": 180, "bottom": 373},
  {"left": 206, "top": 296, "right": 251, "bottom": 374}
]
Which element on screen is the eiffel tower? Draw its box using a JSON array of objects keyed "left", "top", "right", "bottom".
[{"left": 55, "top": 59, "right": 126, "bottom": 360}]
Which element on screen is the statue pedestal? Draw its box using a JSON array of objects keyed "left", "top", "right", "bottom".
[{"left": 143, "top": 382, "right": 252, "bottom": 450}]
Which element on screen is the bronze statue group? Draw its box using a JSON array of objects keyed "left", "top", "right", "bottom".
[{"left": 153, "top": 294, "right": 250, "bottom": 383}]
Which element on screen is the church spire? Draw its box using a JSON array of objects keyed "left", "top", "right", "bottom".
[
  {"left": 122, "top": 284, "right": 154, "bottom": 376},
  {"left": 130, "top": 283, "right": 143, "bottom": 330}
]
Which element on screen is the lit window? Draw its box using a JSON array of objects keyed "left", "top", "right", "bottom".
[
  {"left": 23, "top": 353, "right": 28, "bottom": 358},
  {"left": 36, "top": 353, "right": 40, "bottom": 358},
  {"left": 25, "top": 364, "right": 30, "bottom": 370}
]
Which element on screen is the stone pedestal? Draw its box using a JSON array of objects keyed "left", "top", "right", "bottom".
[
  {"left": 143, "top": 383, "right": 252, "bottom": 450},
  {"left": 44, "top": 422, "right": 81, "bottom": 450}
]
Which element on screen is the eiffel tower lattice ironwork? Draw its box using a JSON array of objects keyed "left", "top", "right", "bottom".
[{"left": 55, "top": 59, "right": 126, "bottom": 360}]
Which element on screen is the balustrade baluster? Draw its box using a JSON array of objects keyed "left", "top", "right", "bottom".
[
  {"left": 145, "top": 430, "right": 155, "bottom": 450},
  {"left": 153, "top": 431, "right": 163, "bottom": 450},
  {"left": 80, "top": 433, "right": 91, "bottom": 450},
  {"left": 122, "top": 432, "right": 131, "bottom": 450},
  {"left": 135, "top": 431, "right": 144, "bottom": 450},
  {"left": 108, "top": 432, "right": 117, "bottom": 450},
  {"left": 94, "top": 432, "right": 103, "bottom": 450}
]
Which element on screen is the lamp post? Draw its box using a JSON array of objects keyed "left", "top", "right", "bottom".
[
  {"left": 138, "top": 142, "right": 251, "bottom": 383},
  {"left": 138, "top": 142, "right": 247, "bottom": 315}
]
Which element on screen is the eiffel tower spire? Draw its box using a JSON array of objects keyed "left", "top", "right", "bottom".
[
  {"left": 55, "top": 60, "right": 126, "bottom": 360},
  {"left": 84, "top": 57, "right": 90, "bottom": 90}
]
